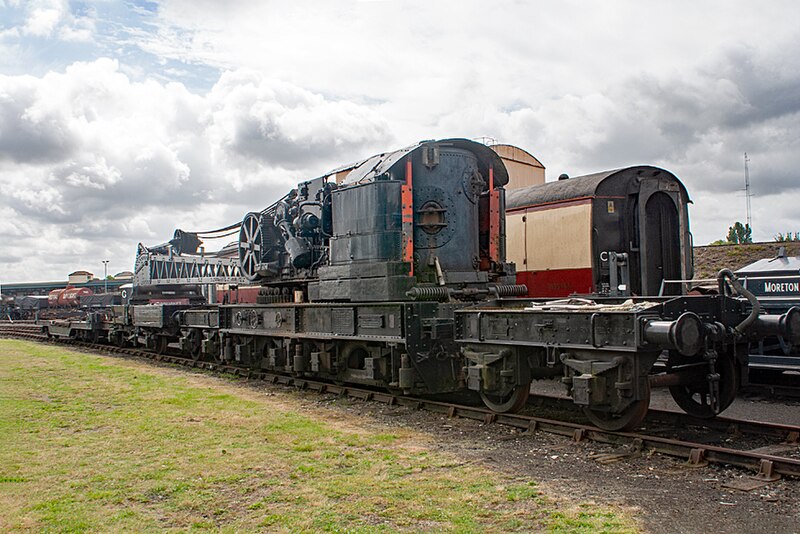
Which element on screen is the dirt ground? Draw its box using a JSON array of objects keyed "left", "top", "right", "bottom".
[{"left": 233, "top": 379, "right": 800, "bottom": 534}]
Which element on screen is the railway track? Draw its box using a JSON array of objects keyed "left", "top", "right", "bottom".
[
  {"left": 527, "top": 392, "right": 799, "bottom": 442},
  {"left": 2, "top": 324, "right": 799, "bottom": 482}
]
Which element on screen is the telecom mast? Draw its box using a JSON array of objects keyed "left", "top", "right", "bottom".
[{"left": 744, "top": 152, "right": 752, "bottom": 229}]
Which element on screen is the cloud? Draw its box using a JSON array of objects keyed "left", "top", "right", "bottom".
[
  {"left": 0, "top": 59, "right": 391, "bottom": 281},
  {"left": 207, "top": 70, "right": 392, "bottom": 170},
  {"left": 12, "top": 0, "right": 95, "bottom": 42},
  {"left": 22, "top": 1, "right": 64, "bottom": 37},
  {"left": 420, "top": 38, "right": 800, "bottom": 245},
  {"left": 58, "top": 156, "right": 122, "bottom": 191},
  {"left": 0, "top": 74, "right": 77, "bottom": 163},
  {"left": 58, "top": 13, "right": 95, "bottom": 43}
]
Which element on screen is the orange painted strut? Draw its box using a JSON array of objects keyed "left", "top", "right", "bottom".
[
  {"left": 488, "top": 165, "right": 500, "bottom": 261},
  {"left": 401, "top": 158, "right": 414, "bottom": 277}
]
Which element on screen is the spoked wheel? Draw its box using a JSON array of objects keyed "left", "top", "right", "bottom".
[
  {"left": 480, "top": 382, "right": 531, "bottom": 413},
  {"left": 238, "top": 212, "right": 264, "bottom": 282},
  {"left": 583, "top": 381, "right": 650, "bottom": 432},
  {"left": 667, "top": 351, "right": 739, "bottom": 419}
]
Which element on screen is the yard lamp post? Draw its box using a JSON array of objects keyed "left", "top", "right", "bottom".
[{"left": 102, "top": 260, "right": 109, "bottom": 293}]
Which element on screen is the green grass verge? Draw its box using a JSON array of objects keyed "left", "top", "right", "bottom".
[{"left": 0, "top": 339, "right": 637, "bottom": 532}]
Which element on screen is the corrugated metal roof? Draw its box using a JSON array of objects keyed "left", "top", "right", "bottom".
[{"left": 737, "top": 255, "right": 800, "bottom": 274}]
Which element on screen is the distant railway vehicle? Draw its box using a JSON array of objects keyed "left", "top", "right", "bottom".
[
  {"left": 48, "top": 286, "right": 94, "bottom": 308},
  {"left": 1, "top": 296, "right": 21, "bottom": 320},
  {"left": 1, "top": 289, "right": 121, "bottom": 320},
  {"left": 16, "top": 295, "right": 50, "bottom": 319},
  {"left": 80, "top": 293, "right": 123, "bottom": 308},
  {"left": 505, "top": 166, "right": 693, "bottom": 298},
  {"left": 737, "top": 247, "right": 800, "bottom": 377}
]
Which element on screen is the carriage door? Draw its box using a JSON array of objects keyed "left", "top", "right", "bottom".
[{"left": 641, "top": 191, "right": 681, "bottom": 295}]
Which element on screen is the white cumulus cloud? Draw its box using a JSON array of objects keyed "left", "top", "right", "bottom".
[{"left": 0, "top": 59, "right": 391, "bottom": 280}]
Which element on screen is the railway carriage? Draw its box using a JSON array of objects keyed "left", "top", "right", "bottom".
[{"left": 506, "top": 166, "right": 693, "bottom": 297}]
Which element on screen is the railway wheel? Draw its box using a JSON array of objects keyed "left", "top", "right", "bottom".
[
  {"left": 480, "top": 382, "right": 531, "bottom": 413},
  {"left": 667, "top": 351, "right": 739, "bottom": 419},
  {"left": 184, "top": 329, "right": 203, "bottom": 361},
  {"left": 210, "top": 337, "right": 224, "bottom": 364},
  {"left": 583, "top": 381, "right": 650, "bottom": 432},
  {"left": 154, "top": 335, "right": 169, "bottom": 355},
  {"left": 114, "top": 332, "right": 127, "bottom": 348}
]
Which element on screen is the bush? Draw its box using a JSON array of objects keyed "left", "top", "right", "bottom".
[{"left": 774, "top": 232, "right": 800, "bottom": 242}]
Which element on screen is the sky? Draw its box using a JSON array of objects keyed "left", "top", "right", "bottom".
[{"left": 0, "top": 0, "right": 799, "bottom": 282}]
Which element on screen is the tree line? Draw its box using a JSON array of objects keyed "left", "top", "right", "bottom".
[{"left": 709, "top": 222, "right": 799, "bottom": 245}]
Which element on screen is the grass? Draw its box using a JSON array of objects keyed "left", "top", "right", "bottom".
[{"left": 0, "top": 339, "right": 637, "bottom": 532}]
